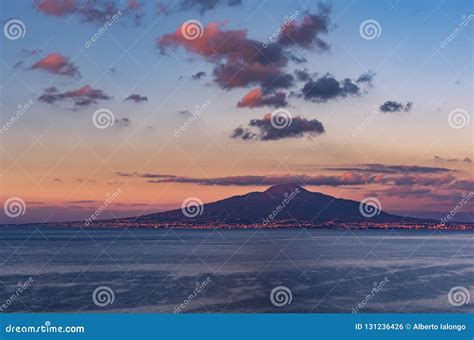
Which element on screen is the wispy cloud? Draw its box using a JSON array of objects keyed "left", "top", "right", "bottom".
[
  {"left": 325, "top": 164, "right": 453, "bottom": 174},
  {"left": 125, "top": 94, "right": 148, "bottom": 103},
  {"left": 38, "top": 85, "right": 111, "bottom": 108},
  {"left": 434, "top": 156, "right": 472, "bottom": 163}
]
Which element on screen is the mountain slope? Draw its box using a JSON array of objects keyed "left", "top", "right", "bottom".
[{"left": 132, "top": 183, "right": 404, "bottom": 226}]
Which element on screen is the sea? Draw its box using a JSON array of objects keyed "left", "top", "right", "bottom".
[{"left": 0, "top": 226, "right": 472, "bottom": 313}]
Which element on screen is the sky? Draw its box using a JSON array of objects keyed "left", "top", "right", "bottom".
[{"left": 0, "top": 0, "right": 473, "bottom": 223}]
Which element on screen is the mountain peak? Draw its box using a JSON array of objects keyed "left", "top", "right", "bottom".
[
  {"left": 264, "top": 183, "right": 306, "bottom": 196},
  {"left": 134, "top": 182, "right": 403, "bottom": 226}
]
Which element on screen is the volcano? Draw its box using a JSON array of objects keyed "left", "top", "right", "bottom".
[{"left": 130, "top": 183, "right": 405, "bottom": 226}]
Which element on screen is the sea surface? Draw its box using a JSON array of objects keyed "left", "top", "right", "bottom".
[{"left": 0, "top": 226, "right": 472, "bottom": 313}]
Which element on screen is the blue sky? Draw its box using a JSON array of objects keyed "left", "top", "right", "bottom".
[{"left": 0, "top": 0, "right": 472, "bottom": 223}]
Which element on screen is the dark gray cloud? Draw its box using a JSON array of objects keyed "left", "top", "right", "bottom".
[
  {"left": 325, "top": 164, "right": 453, "bottom": 174},
  {"left": 115, "top": 170, "right": 462, "bottom": 191},
  {"left": 158, "top": 0, "right": 242, "bottom": 15},
  {"left": 177, "top": 110, "right": 191, "bottom": 115},
  {"left": 434, "top": 156, "right": 472, "bottom": 163},
  {"left": 116, "top": 172, "right": 378, "bottom": 187},
  {"left": 115, "top": 118, "right": 131, "bottom": 127},
  {"left": 191, "top": 71, "right": 206, "bottom": 80},
  {"left": 294, "top": 69, "right": 311, "bottom": 82},
  {"left": 68, "top": 200, "right": 100, "bottom": 204},
  {"left": 289, "top": 54, "right": 307, "bottom": 64},
  {"left": 231, "top": 115, "right": 325, "bottom": 141},
  {"left": 278, "top": 5, "right": 331, "bottom": 51},
  {"left": 13, "top": 61, "right": 25, "bottom": 69},
  {"left": 382, "top": 188, "right": 432, "bottom": 198},
  {"left": 38, "top": 85, "right": 111, "bottom": 108},
  {"left": 449, "top": 179, "right": 474, "bottom": 191},
  {"left": 212, "top": 63, "right": 295, "bottom": 92},
  {"left": 125, "top": 94, "right": 148, "bottom": 103},
  {"left": 300, "top": 73, "right": 362, "bottom": 102},
  {"left": 392, "top": 175, "right": 456, "bottom": 187},
  {"left": 379, "top": 100, "right": 413, "bottom": 113},
  {"left": 36, "top": 0, "right": 144, "bottom": 25},
  {"left": 356, "top": 70, "right": 376, "bottom": 86}
]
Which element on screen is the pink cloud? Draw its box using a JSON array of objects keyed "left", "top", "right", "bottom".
[
  {"left": 36, "top": 0, "right": 76, "bottom": 16},
  {"left": 30, "top": 53, "right": 80, "bottom": 78}
]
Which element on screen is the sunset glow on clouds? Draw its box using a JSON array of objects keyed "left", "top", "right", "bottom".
[
  {"left": 30, "top": 53, "right": 80, "bottom": 78},
  {"left": 1, "top": 0, "right": 472, "bottom": 223}
]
